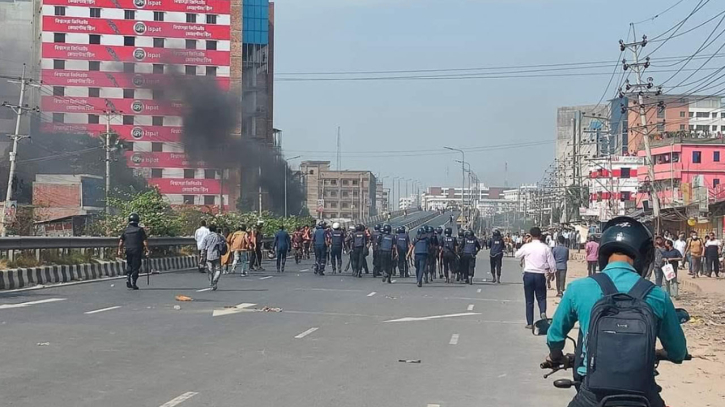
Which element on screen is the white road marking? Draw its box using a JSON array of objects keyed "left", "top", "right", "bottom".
[
  {"left": 295, "top": 288, "right": 364, "bottom": 292},
  {"left": 367, "top": 292, "right": 377, "bottom": 297},
  {"left": 391, "top": 280, "right": 397, "bottom": 283},
  {"left": 259, "top": 276, "right": 273, "bottom": 280},
  {"left": 196, "top": 287, "right": 213, "bottom": 292},
  {"left": 300, "top": 269, "right": 309, "bottom": 272},
  {"left": 0, "top": 298, "right": 66, "bottom": 310},
  {"left": 385, "top": 312, "right": 481, "bottom": 323},
  {"left": 294, "top": 327, "right": 319, "bottom": 339},
  {"left": 84, "top": 306, "right": 121, "bottom": 315},
  {"left": 467, "top": 304, "right": 475, "bottom": 311},
  {"left": 449, "top": 334, "right": 459, "bottom": 345},
  {"left": 427, "top": 404, "right": 441, "bottom": 407},
  {"left": 159, "top": 392, "right": 198, "bottom": 407},
  {"left": 477, "top": 289, "right": 482, "bottom": 293},
  {"left": 212, "top": 303, "right": 257, "bottom": 317}
]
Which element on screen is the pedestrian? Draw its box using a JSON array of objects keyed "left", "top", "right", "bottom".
[
  {"left": 488, "top": 230, "right": 505, "bottom": 284},
  {"left": 345, "top": 225, "right": 356, "bottom": 272},
  {"left": 662, "top": 239, "right": 682, "bottom": 299},
  {"left": 515, "top": 226, "right": 556, "bottom": 329},
  {"left": 653, "top": 236, "right": 666, "bottom": 287},
  {"left": 200, "top": 224, "right": 226, "bottom": 291},
  {"left": 221, "top": 227, "right": 233, "bottom": 274},
  {"left": 229, "top": 225, "right": 250, "bottom": 276},
  {"left": 302, "top": 225, "right": 312, "bottom": 259},
  {"left": 117, "top": 212, "right": 149, "bottom": 290},
  {"left": 705, "top": 231, "right": 721, "bottom": 277},
  {"left": 674, "top": 233, "right": 687, "bottom": 269},
  {"left": 459, "top": 230, "right": 481, "bottom": 285},
  {"left": 409, "top": 227, "right": 430, "bottom": 287},
  {"left": 329, "top": 222, "right": 345, "bottom": 274},
  {"left": 253, "top": 224, "right": 265, "bottom": 271},
  {"left": 395, "top": 226, "right": 411, "bottom": 278},
  {"left": 551, "top": 235, "right": 569, "bottom": 297},
  {"left": 585, "top": 235, "right": 599, "bottom": 276},
  {"left": 194, "top": 220, "right": 210, "bottom": 273},
  {"left": 685, "top": 231, "right": 703, "bottom": 278},
  {"left": 273, "top": 224, "right": 291, "bottom": 273},
  {"left": 378, "top": 224, "right": 396, "bottom": 283},
  {"left": 574, "top": 230, "right": 581, "bottom": 251}
]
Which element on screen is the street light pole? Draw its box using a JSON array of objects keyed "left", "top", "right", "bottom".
[
  {"left": 284, "top": 155, "right": 302, "bottom": 217},
  {"left": 445, "top": 146, "right": 465, "bottom": 213}
]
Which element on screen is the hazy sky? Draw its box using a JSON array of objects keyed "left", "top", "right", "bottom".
[{"left": 273, "top": 0, "right": 717, "bottom": 189}]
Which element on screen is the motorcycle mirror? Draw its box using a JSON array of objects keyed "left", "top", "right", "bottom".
[
  {"left": 553, "top": 379, "right": 575, "bottom": 389},
  {"left": 532, "top": 318, "right": 552, "bottom": 336},
  {"left": 675, "top": 308, "right": 690, "bottom": 324}
]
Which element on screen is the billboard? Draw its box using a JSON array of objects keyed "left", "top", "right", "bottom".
[
  {"left": 41, "top": 123, "right": 184, "bottom": 142},
  {"left": 41, "top": 70, "right": 231, "bottom": 90},
  {"left": 43, "top": 0, "right": 231, "bottom": 14},
  {"left": 41, "top": 96, "right": 184, "bottom": 115},
  {"left": 42, "top": 43, "right": 230, "bottom": 66},
  {"left": 126, "top": 151, "right": 209, "bottom": 168},
  {"left": 148, "top": 178, "right": 227, "bottom": 195},
  {"left": 43, "top": 16, "right": 230, "bottom": 40}
]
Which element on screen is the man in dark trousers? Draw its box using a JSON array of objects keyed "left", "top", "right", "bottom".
[
  {"left": 488, "top": 230, "right": 505, "bottom": 284},
  {"left": 273, "top": 225, "right": 291, "bottom": 273},
  {"left": 348, "top": 224, "right": 368, "bottom": 278},
  {"left": 378, "top": 224, "right": 397, "bottom": 283},
  {"left": 117, "top": 212, "right": 149, "bottom": 290},
  {"left": 409, "top": 227, "right": 431, "bottom": 287},
  {"left": 459, "top": 230, "right": 481, "bottom": 285},
  {"left": 440, "top": 227, "right": 458, "bottom": 284},
  {"left": 312, "top": 222, "right": 329, "bottom": 275},
  {"left": 371, "top": 224, "right": 382, "bottom": 277},
  {"left": 395, "top": 226, "right": 411, "bottom": 278},
  {"left": 329, "top": 222, "right": 345, "bottom": 274}
]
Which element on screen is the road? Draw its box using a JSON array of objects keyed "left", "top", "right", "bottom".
[{"left": 0, "top": 217, "right": 571, "bottom": 407}]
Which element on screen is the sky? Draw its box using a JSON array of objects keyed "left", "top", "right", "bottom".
[{"left": 272, "top": 0, "right": 719, "bottom": 190}]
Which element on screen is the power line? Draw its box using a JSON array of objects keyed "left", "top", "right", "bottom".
[{"left": 633, "top": 0, "right": 689, "bottom": 25}]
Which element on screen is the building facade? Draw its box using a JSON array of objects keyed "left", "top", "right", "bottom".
[
  {"left": 555, "top": 104, "right": 610, "bottom": 189},
  {"left": 584, "top": 156, "right": 642, "bottom": 221},
  {"left": 299, "top": 161, "right": 377, "bottom": 220}
]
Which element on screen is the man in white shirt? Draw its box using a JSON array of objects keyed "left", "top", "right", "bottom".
[
  {"left": 515, "top": 226, "right": 556, "bottom": 329},
  {"left": 673, "top": 233, "right": 687, "bottom": 269},
  {"left": 194, "top": 220, "right": 210, "bottom": 273},
  {"left": 705, "top": 231, "right": 722, "bottom": 277}
]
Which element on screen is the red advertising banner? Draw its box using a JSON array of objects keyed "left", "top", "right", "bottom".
[
  {"left": 41, "top": 122, "right": 184, "bottom": 142},
  {"left": 41, "top": 69, "right": 230, "bottom": 90},
  {"left": 43, "top": 16, "right": 230, "bottom": 40},
  {"left": 42, "top": 43, "right": 230, "bottom": 66},
  {"left": 126, "top": 151, "right": 210, "bottom": 168},
  {"left": 41, "top": 95, "right": 183, "bottom": 115},
  {"left": 43, "top": 0, "right": 230, "bottom": 14},
  {"left": 148, "top": 178, "right": 227, "bottom": 195}
]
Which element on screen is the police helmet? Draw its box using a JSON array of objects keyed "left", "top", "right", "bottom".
[
  {"left": 458, "top": 229, "right": 465, "bottom": 237},
  {"left": 356, "top": 224, "right": 365, "bottom": 232},
  {"left": 316, "top": 222, "right": 324, "bottom": 230},
  {"left": 417, "top": 227, "right": 426, "bottom": 236},
  {"left": 374, "top": 224, "right": 382, "bottom": 231},
  {"left": 349, "top": 225, "right": 356, "bottom": 231},
  {"left": 597, "top": 216, "right": 654, "bottom": 276},
  {"left": 396, "top": 226, "right": 404, "bottom": 234},
  {"left": 399, "top": 226, "right": 406, "bottom": 233},
  {"left": 383, "top": 224, "right": 392, "bottom": 234},
  {"left": 493, "top": 229, "right": 501, "bottom": 237},
  {"left": 128, "top": 212, "right": 140, "bottom": 224},
  {"left": 436, "top": 227, "right": 443, "bottom": 235},
  {"left": 426, "top": 225, "right": 434, "bottom": 233},
  {"left": 445, "top": 227, "right": 453, "bottom": 236},
  {"left": 464, "top": 230, "right": 473, "bottom": 238},
  {"left": 332, "top": 222, "right": 341, "bottom": 230}
]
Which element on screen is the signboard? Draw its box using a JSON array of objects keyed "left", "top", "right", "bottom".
[
  {"left": 148, "top": 178, "right": 226, "bottom": 195},
  {"left": 316, "top": 199, "right": 324, "bottom": 213},
  {"left": 43, "top": 16, "right": 230, "bottom": 40},
  {"left": 42, "top": 43, "right": 230, "bottom": 66},
  {"left": 3, "top": 201, "right": 17, "bottom": 224},
  {"left": 41, "top": 96, "right": 184, "bottom": 115},
  {"left": 41, "top": 123, "right": 184, "bottom": 142},
  {"left": 43, "top": 0, "right": 231, "bottom": 14},
  {"left": 126, "top": 151, "right": 209, "bottom": 168},
  {"left": 682, "top": 182, "right": 692, "bottom": 205},
  {"left": 610, "top": 156, "right": 645, "bottom": 165},
  {"left": 41, "top": 70, "right": 230, "bottom": 90}
]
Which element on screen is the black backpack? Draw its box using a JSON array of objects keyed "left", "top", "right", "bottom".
[
  {"left": 582, "top": 273, "right": 657, "bottom": 395},
  {"left": 215, "top": 234, "right": 228, "bottom": 256}
]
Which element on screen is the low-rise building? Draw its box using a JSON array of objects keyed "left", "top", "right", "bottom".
[{"left": 299, "top": 161, "right": 377, "bottom": 220}]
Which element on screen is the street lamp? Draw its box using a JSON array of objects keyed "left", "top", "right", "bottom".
[
  {"left": 444, "top": 146, "right": 465, "bottom": 212},
  {"left": 285, "top": 155, "right": 302, "bottom": 217}
]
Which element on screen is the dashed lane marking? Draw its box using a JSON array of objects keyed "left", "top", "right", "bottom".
[
  {"left": 300, "top": 269, "right": 309, "bottom": 272},
  {"left": 391, "top": 280, "right": 397, "bottom": 283},
  {"left": 467, "top": 304, "right": 474, "bottom": 311},
  {"left": 367, "top": 292, "right": 377, "bottom": 297},
  {"left": 259, "top": 276, "right": 273, "bottom": 280},
  {"left": 212, "top": 303, "right": 257, "bottom": 317},
  {"left": 84, "top": 306, "right": 121, "bottom": 315},
  {"left": 449, "top": 334, "right": 459, "bottom": 345},
  {"left": 427, "top": 404, "right": 441, "bottom": 407},
  {"left": 295, "top": 288, "right": 364, "bottom": 292},
  {"left": 159, "top": 392, "right": 198, "bottom": 407},
  {"left": 385, "top": 312, "right": 481, "bottom": 323},
  {"left": 196, "top": 288, "right": 213, "bottom": 292},
  {"left": 0, "top": 298, "right": 66, "bottom": 310},
  {"left": 294, "top": 327, "right": 319, "bottom": 339}
]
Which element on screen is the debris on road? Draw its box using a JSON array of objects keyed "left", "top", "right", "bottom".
[
  {"left": 173, "top": 305, "right": 181, "bottom": 310},
  {"left": 110, "top": 284, "right": 115, "bottom": 287},
  {"left": 385, "top": 295, "right": 397, "bottom": 300},
  {"left": 37, "top": 342, "right": 50, "bottom": 346},
  {"left": 260, "top": 306, "right": 282, "bottom": 312},
  {"left": 398, "top": 359, "right": 421, "bottom": 363},
  {"left": 175, "top": 295, "right": 193, "bottom": 302}
]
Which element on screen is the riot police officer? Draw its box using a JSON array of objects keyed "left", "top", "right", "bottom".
[
  {"left": 117, "top": 213, "right": 149, "bottom": 290},
  {"left": 329, "top": 222, "right": 345, "bottom": 274},
  {"left": 459, "top": 230, "right": 481, "bottom": 285},
  {"left": 441, "top": 227, "right": 458, "bottom": 284},
  {"left": 371, "top": 224, "right": 382, "bottom": 277},
  {"left": 395, "top": 226, "right": 411, "bottom": 278},
  {"left": 409, "top": 227, "right": 431, "bottom": 287},
  {"left": 312, "top": 222, "right": 329, "bottom": 275},
  {"left": 426, "top": 225, "right": 438, "bottom": 281},
  {"left": 378, "top": 224, "right": 397, "bottom": 283},
  {"left": 488, "top": 230, "right": 505, "bottom": 283},
  {"left": 348, "top": 224, "right": 368, "bottom": 278},
  {"left": 456, "top": 229, "right": 466, "bottom": 281},
  {"left": 435, "top": 226, "right": 444, "bottom": 278}
]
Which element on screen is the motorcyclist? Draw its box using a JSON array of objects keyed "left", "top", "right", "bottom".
[{"left": 545, "top": 216, "right": 688, "bottom": 407}]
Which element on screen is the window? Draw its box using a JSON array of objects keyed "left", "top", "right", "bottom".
[
  {"left": 153, "top": 38, "right": 164, "bottom": 48},
  {"left": 52, "top": 86, "right": 64, "bottom": 96},
  {"left": 90, "top": 8, "right": 101, "bottom": 18},
  {"left": 89, "top": 34, "right": 101, "bottom": 44},
  {"left": 714, "top": 125, "right": 719, "bottom": 131},
  {"left": 153, "top": 89, "right": 164, "bottom": 100},
  {"left": 53, "top": 60, "right": 65, "bottom": 69},
  {"left": 185, "top": 40, "right": 196, "bottom": 50},
  {"left": 204, "top": 169, "right": 217, "bottom": 179},
  {"left": 183, "top": 195, "right": 195, "bottom": 205},
  {"left": 186, "top": 13, "right": 197, "bottom": 23},
  {"left": 54, "top": 6, "right": 66, "bottom": 16},
  {"left": 151, "top": 168, "right": 163, "bottom": 178},
  {"left": 88, "top": 114, "right": 99, "bottom": 124},
  {"left": 620, "top": 167, "right": 631, "bottom": 178},
  {"left": 204, "top": 195, "right": 215, "bottom": 205},
  {"left": 52, "top": 113, "right": 64, "bottom": 123},
  {"left": 153, "top": 11, "right": 164, "bottom": 21},
  {"left": 153, "top": 64, "right": 164, "bottom": 74},
  {"left": 88, "top": 87, "right": 100, "bottom": 97},
  {"left": 621, "top": 191, "right": 631, "bottom": 202},
  {"left": 690, "top": 125, "right": 695, "bottom": 130},
  {"left": 123, "top": 63, "right": 134, "bottom": 73},
  {"left": 722, "top": 113, "right": 725, "bottom": 119},
  {"left": 206, "top": 14, "right": 217, "bottom": 24},
  {"left": 152, "top": 116, "right": 164, "bottom": 126},
  {"left": 206, "top": 66, "right": 217, "bottom": 76},
  {"left": 715, "top": 179, "right": 721, "bottom": 188},
  {"left": 151, "top": 142, "right": 163, "bottom": 152},
  {"left": 657, "top": 107, "right": 664, "bottom": 119},
  {"left": 330, "top": 179, "right": 337, "bottom": 185},
  {"left": 342, "top": 179, "right": 349, "bottom": 186},
  {"left": 693, "top": 151, "right": 702, "bottom": 163},
  {"left": 123, "top": 115, "right": 134, "bottom": 125},
  {"left": 715, "top": 151, "right": 721, "bottom": 162},
  {"left": 124, "top": 36, "right": 135, "bottom": 46},
  {"left": 89, "top": 61, "right": 100, "bottom": 71},
  {"left": 656, "top": 123, "right": 664, "bottom": 132},
  {"left": 124, "top": 10, "right": 135, "bottom": 20},
  {"left": 185, "top": 65, "right": 196, "bottom": 75},
  {"left": 714, "top": 113, "right": 719, "bottom": 118},
  {"left": 184, "top": 169, "right": 195, "bottom": 179},
  {"left": 341, "top": 202, "right": 349, "bottom": 209},
  {"left": 123, "top": 89, "right": 134, "bottom": 99},
  {"left": 54, "top": 33, "right": 66, "bottom": 43},
  {"left": 680, "top": 111, "right": 686, "bottom": 118},
  {"left": 680, "top": 124, "right": 686, "bottom": 130},
  {"left": 696, "top": 111, "right": 710, "bottom": 118},
  {"left": 689, "top": 111, "right": 694, "bottom": 118},
  {"left": 342, "top": 191, "right": 349, "bottom": 198},
  {"left": 330, "top": 202, "right": 338, "bottom": 208},
  {"left": 125, "top": 141, "right": 134, "bottom": 151},
  {"left": 206, "top": 40, "right": 217, "bottom": 50},
  {"left": 352, "top": 180, "right": 359, "bottom": 186}
]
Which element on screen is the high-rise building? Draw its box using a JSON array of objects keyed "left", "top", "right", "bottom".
[{"left": 242, "top": 0, "right": 273, "bottom": 143}]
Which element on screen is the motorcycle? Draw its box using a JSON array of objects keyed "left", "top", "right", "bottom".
[{"left": 532, "top": 308, "right": 691, "bottom": 407}]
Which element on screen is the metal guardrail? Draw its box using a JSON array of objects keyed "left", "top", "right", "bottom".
[{"left": 0, "top": 236, "right": 197, "bottom": 251}]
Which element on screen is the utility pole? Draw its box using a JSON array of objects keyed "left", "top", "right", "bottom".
[
  {"left": 445, "top": 147, "right": 465, "bottom": 214},
  {"left": 336, "top": 127, "right": 341, "bottom": 171},
  {"left": 620, "top": 31, "right": 661, "bottom": 231},
  {"left": 102, "top": 110, "right": 115, "bottom": 214},
  {"left": 1, "top": 65, "right": 31, "bottom": 237}
]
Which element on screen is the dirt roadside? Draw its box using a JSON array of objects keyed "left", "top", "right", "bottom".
[{"left": 545, "top": 259, "right": 725, "bottom": 407}]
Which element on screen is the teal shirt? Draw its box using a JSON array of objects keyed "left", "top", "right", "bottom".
[{"left": 546, "top": 261, "right": 687, "bottom": 376}]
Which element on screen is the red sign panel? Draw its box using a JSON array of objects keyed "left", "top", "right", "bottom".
[
  {"left": 43, "top": 16, "right": 230, "bottom": 40},
  {"left": 126, "top": 151, "right": 209, "bottom": 168},
  {"left": 41, "top": 43, "right": 230, "bottom": 66},
  {"left": 43, "top": 0, "right": 230, "bottom": 14},
  {"left": 41, "top": 96, "right": 184, "bottom": 115},
  {"left": 41, "top": 122, "right": 184, "bottom": 142},
  {"left": 41, "top": 69, "right": 230, "bottom": 90},
  {"left": 148, "top": 178, "right": 227, "bottom": 195}
]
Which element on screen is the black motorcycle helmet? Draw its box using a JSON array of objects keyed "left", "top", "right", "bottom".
[
  {"left": 444, "top": 227, "right": 452, "bottom": 236},
  {"left": 128, "top": 212, "right": 140, "bottom": 224},
  {"left": 356, "top": 224, "right": 365, "bottom": 232},
  {"left": 374, "top": 224, "right": 381, "bottom": 231},
  {"left": 597, "top": 216, "right": 654, "bottom": 276},
  {"left": 383, "top": 224, "right": 392, "bottom": 234},
  {"left": 436, "top": 227, "right": 443, "bottom": 235}
]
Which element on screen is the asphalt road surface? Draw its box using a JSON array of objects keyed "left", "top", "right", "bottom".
[{"left": 0, "top": 228, "right": 571, "bottom": 407}]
